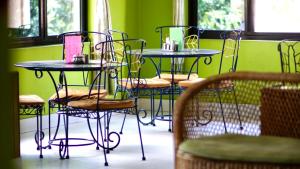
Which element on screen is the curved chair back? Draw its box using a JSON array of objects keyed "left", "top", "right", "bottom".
[
  {"left": 278, "top": 40, "right": 300, "bottom": 73},
  {"left": 218, "top": 30, "right": 242, "bottom": 75}
]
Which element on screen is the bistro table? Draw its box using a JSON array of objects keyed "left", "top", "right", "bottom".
[
  {"left": 15, "top": 60, "right": 123, "bottom": 159},
  {"left": 139, "top": 48, "right": 220, "bottom": 131}
]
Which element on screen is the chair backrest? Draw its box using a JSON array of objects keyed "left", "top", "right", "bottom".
[
  {"left": 155, "top": 25, "right": 204, "bottom": 74},
  {"left": 58, "top": 31, "right": 110, "bottom": 61},
  {"left": 174, "top": 72, "right": 300, "bottom": 152},
  {"left": 155, "top": 26, "right": 203, "bottom": 49},
  {"left": 107, "top": 30, "right": 129, "bottom": 63},
  {"left": 218, "top": 30, "right": 242, "bottom": 74},
  {"left": 92, "top": 38, "right": 146, "bottom": 100},
  {"left": 57, "top": 31, "right": 111, "bottom": 88},
  {"left": 278, "top": 40, "right": 300, "bottom": 73}
]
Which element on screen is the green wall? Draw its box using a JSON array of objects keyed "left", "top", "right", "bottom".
[{"left": 9, "top": 0, "right": 282, "bottom": 109}]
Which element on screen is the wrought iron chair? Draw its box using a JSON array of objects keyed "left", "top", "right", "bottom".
[
  {"left": 48, "top": 31, "right": 109, "bottom": 135},
  {"left": 48, "top": 31, "right": 109, "bottom": 106},
  {"left": 19, "top": 94, "right": 45, "bottom": 158},
  {"left": 107, "top": 30, "right": 172, "bottom": 130},
  {"left": 47, "top": 32, "right": 111, "bottom": 162},
  {"left": 174, "top": 72, "right": 300, "bottom": 169},
  {"left": 178, "top": 30, "right": 243, "bottom": 132},
  {"left": 66, "top": 39, "right": 147, "bottom": 165},
  {"left": 278, "top": 40, "right": 300, "bottom": 73}
]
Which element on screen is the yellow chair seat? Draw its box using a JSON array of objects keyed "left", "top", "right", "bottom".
[
  {"left": 49, "top": 88, "right": 107, "bottom": 102},
  {"left": 154, "top": 73, "right": 199, "bottom": 83},
  {"left": 179, "top": 78, "right": 234, "bottom": 89},
  {"left": 19, "top": 95, "right": 45, "bottom": 106},
  {"left": 120, "top": 78, "right": 171, "bottom": 89},
  {"left": 68, "top": 98, "right": 135, "bottom": 110},
  {"left": 178, "top": 78, "right": 205, "bottom": 88}
]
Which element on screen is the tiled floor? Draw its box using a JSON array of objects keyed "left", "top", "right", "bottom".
[{"left": 16, "top": 113, "right": 174, "bottom": 169}]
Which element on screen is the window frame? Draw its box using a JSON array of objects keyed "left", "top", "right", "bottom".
[
  {"left": 189, "top": 0, "right": 300, "bottom": 40},
  {"left": 9, "top": 0, "right": 87, "bottom": 48}
]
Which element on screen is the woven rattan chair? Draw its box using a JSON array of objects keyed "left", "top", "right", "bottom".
[
  {"left": 19, "top": 94, "right": 45, "bottom": 158},
  {"left": 174, "top": 72, "right": 300, "bottom": 169}
]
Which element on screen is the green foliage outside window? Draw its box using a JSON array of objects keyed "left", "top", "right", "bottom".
[
  {"left": 47, "top": 0, "right": 74, "bottom": 35},
  {"left": 198, "top": 0, "right": 244, "bottom": 30}
]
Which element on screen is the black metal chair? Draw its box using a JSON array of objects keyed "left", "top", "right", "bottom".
[
  {"left": 65, "top": 39, "right": 147, "bottom": 165},
  {"left": 178, "top": 30, "right": 243, "bottom": 132},
  {"left": 47, "top": 32, "right": 111, "bottom": 162},
  {"left": 19, "top": 94, "right": 45, "bottom": 158},
  {"left": 278, "top": 40, "right": 300, "bottom": 73}
]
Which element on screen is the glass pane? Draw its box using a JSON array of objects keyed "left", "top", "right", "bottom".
[
  {"left": 47, "top": 0, "right": 81, "bottom": 36},
  {"left": 8, "top": 0, "right": 40, "bottom": 38},
  {"left": 254, "top": 0, "right": 300, "bottom": 33},
  {"left": 197, "top": 0, "right": 245, "bottom": 30}
]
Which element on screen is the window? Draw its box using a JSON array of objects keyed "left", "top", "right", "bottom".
[
  {"left": 189, "top": 0, "right": 300, "bottom": 40},
  {"left": 8, "top": 0, "right": 87, "bottom": 47}
]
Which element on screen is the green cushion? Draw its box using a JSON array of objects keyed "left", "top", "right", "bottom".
[{"left": 178, "top": 134, "right": 300, "bottom": 164}]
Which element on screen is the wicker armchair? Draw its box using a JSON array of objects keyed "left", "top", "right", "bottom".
[{"left": 174, "top": 72, "right": 300, "bottom": 169}]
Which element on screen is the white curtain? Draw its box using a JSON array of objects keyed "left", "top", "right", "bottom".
[
  {"left": 93, "top": 0, "right": 112, "bottom": 61},
  {"left": 94, "top": 0, "right": 112, "bottom": 34},
  {"left": 173, "top": 0, "right": 185, "bottom": 25},
  {"left": 173, "top": 0, "right": 185, "bottom": 72}
]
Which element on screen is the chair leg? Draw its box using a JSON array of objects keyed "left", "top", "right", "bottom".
[
  {"left": 59, "top": 113, "right": 69, "bottom": 159},
  {"left": 135, "top": 106, "right": 146, "bottom": 161},
  {"left": 119, "top": 111, "right": 127, "bottom": 134},
  {"left": 232, "top": 87, "right": 243, "bottom": 130},
  {"left": 216, "top": 89, "right": 228, "bottom": 133},
  {"left": 48, "top": 101, "right": 52, "bottom": 149},
  {"left": 38, "top": 105, "right": 44, "bottom": 158},
  {"left": 97, "top": 112, "right": 109, "bottom": 166}
]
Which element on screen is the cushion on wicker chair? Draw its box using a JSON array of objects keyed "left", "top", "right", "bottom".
[
  {"left": 19, "top": 95, "right": 45, "bottom": 106},
  {"left": 178, "top": 134, "right": 300, "bottom": 164},
  {"left": 120, "top": 78, "right": 171, "bottom": 89},
  {"left": 154, "top": 73, "right": 199, "bottom": 83},
  {"left": 67, "top": 98, "right": 135, "bottom": 110},
  {"left": 49, "top": 88, "right": 107, "bottom": 101}
]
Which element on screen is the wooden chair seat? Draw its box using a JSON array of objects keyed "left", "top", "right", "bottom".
[
  {"left": 154, "top": 73, "right": 199, "bottom": 83},
  {"left": 67, "top": 98, "right": 135, "bottom": 111},
  {"left": 179, "top": 78, "right": 234, "bottom": 89},
  {"left": 49, "top": 88, "right": 107, "bottom": 102},
  {"left": 19, "top": 95, "right": 45, "bottom": 106},
  {"left": 120, "top": 78, "right": 171, "bottom": 89},
  {"left": 178, "top": 78, "right": 205, "bottom": 88}
]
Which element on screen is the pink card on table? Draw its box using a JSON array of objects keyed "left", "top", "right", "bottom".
[{"left": 64, "top": 35, "right": 82, "bottom": 63}]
